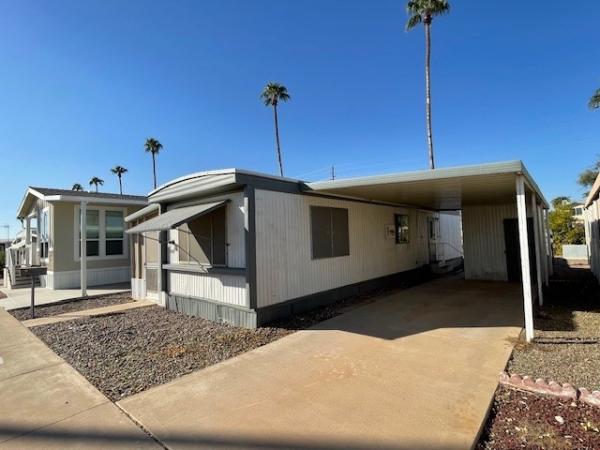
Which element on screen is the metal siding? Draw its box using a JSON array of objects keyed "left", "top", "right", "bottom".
[
  {"left": 462, "top": 204, "right": 517, "bottom": 281},
  {"left": 255, "top": 189, "right": 428, "bottom": 308},
  {"left": 168, "top": 271, "right": 247, "bottom": 307}
]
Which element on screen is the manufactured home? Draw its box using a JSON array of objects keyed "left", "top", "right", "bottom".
[
  {"left": 584, "top": 173, "right": 600, "bottom": 281},
  {"left": 127, "top": 161, "right": 550, "bottom": 341},
  {"left": 4, "top": 187, "right": 147, "bottom": 290}
]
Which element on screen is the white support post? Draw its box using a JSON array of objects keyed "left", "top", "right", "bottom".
[
  {"left": 516, "top": 175, "right": 535, "bottom": 342},
  {"left": 80, "top": 201, "right": 87, "bottom": 297},
  {"left": 531, "top": 195, "right": 544, "bottom": 306},
  {"left": 538, "top": 205, "right": 549, "bottom": 286},
  {"left": 544, "top": 209, "right": 553, "bottom": 277},
  {"left": 25, "top": 217, "right": 31, "bottom": 266}
]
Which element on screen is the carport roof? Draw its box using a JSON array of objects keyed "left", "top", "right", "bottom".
[{"left": 306, "top": 160, "right": 548, "bottom": 210}]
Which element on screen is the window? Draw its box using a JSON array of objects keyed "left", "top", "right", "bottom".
[
  {"left": 311, "top": 206, "right": 349, "bottom": 259},
  {"left": 395, "top": 214, "right": 410, "bottom": 244},
  {"left": 178, "top": 206, "right": 227, "bottom": 266},
  {"left": 40, "top": 209, "right": 49, "bottom": 259},
  {"left": 105, "top": 211, "right": 124, "bottom": 255},
  {"left": 79, "top": 210, "right": 100, "bottom": 257}
]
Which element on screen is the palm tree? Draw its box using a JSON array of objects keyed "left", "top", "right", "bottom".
[
  {"left": 89, "top": 177, "right": 104, "bottom": 193},
  {"left": 406, "top": 0, "right": 450, "bottom": 170},
  {"left": 260, "top": 82, "right": 291, "bottom": 177},
  {"left": 589, "top": 88, "right": 600, "bottom": 110},
  {"left": 72, "top": 183, "right": 83, "bottom": 191},
  {"left": 144, "top": 138, "right": 163, "bottom": 189},
  {"left": 111, "top": 165, "right": 128, "bottom": 195}
]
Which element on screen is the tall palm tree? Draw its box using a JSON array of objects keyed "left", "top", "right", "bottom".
[
  {"left": 589, "top": 88, "right": 600, "bottom": 110},
  {"left": 406, "top": 0, "right": 450, "bottom": 170},
  {"left": 111, "top": 165, "right": 128, "bottom": 195},
  {"left": 260, "top": 82, "right": 291, "bottom": 177},
  {"left": 72, "top": 183, "right": 83, "bottom": 191},
  {"left": 144, "top": 138, "right": 163, "bottom": 189},
  {"left": 89, "top": 177, "right": 104, "bottom": 193}
]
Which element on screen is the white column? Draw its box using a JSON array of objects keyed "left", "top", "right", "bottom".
[
  {"left": 80, "top": 201, "right": 87, "bottom": 297},
  {"left": 544, "top": 209, "right": 553, "bottom": 276},
  {"left": 25, "top": 217, "right": 31, "bottom": 266},
  {"left": 538, "top": 205, "right": 549, "bottom": 286},
  {"left": 516, "top": 175, "right": 535, "bottom": 342},
  {"left": 531, "top": 195, "right": 544, "bottom": 306}
]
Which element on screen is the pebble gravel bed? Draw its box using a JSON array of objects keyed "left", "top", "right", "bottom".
[
  {"left": 32, "top": 306, "right": 292, "bottom": 401},
  {"left": 9, "top": 292, "right": 133, "bottom": 321},
  {"left": 477, "top": 386, "right": 600, "bottom": 450}
]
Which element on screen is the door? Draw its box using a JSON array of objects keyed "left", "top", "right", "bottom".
[
  {"left": 144, "top": 232, "right": 159, "bottom": 299},
  {"left": 503, "top": 218, "right": 537, "bottom": 282}
]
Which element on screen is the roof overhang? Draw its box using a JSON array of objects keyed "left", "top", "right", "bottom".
[
  {"left": 585, "top": 173, "right": 600, "bottom": 208},
  {"left": 306, "top": 161, "right": 549, "bottom": 210},
  {"left": 16, "top": 188, "right": 148, "bottom": 219},
  {"left": 125, "top": 204, "right": 160, "bottom": 223},
  {"left": 126, "top": 201, "right": 228, "bottom": 234}
]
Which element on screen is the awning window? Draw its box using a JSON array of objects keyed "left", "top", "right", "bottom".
[{"left": 126, "top": 201, "right": 227, "bottom": 234}]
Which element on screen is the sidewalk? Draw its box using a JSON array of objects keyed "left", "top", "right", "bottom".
[
  {"left": 0, "top": 308, "right": 160, "bottom": 449},
  {"left": 0, "top": 283, "right": 130, "bottom": 311}
]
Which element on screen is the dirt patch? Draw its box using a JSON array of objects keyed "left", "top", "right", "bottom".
[
  {"left": 9, "top": 292, "right": 133, "bottom": 321},
  {"left": 477, "top": 386, "right": 600, "bottom": 450},
  {"left": 507, "top": 269, "right": 600, "bottom": 390},
  {"left": 32, "top": 306, "right": 292, "bottom": 401}
]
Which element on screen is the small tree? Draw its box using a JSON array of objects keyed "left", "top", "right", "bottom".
[
  {"left": 89, "top": 177, "right": 104, "bottom": 193},
  {"left": 72, "top": 183, "right": 84, "bottom": 191},
  {"left": 548, "top": 196, "right": 585, "bottom": 254}
]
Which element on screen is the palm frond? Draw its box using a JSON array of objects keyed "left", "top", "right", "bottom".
[
  {"left": 406, "top": 14, "right": 422, "bottom": 30},
  {"left": 72, "top": 183, "right": 83, "bottom": 191},
  {"left": 144, "top": 137, "right": 163, "bottom": 155},
  {"left": 589, "top": 88, "right": 600, "bottom": 110},
  {"left": 111, "top": 165, "right": 128, "bottom": 175}
]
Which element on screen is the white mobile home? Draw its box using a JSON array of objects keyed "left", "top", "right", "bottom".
[
  {"left": 127, "top": 161, "right": 549, "bottom": 341},
  {"left": 584, "top": 173, "right": 600, "bottom": 280}
]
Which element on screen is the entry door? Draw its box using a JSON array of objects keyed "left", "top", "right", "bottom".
[
  {"left": 144, "top": 232, "right": 159, "bottom": 299},
  {"left": 503, "top": 218, "right": 536, "bottom": 282}
]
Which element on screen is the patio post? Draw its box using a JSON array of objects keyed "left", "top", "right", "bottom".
[
  {"left": 531, "top": 195, "right": 544, "bottom": 306},
  {"left": 544, "top": 209, "right": 553, "bottom": 277},
  {"left": 538, "top": 205, "right": 549, "bottom": 286},
  {"left": 80, "top": 201, "right": 87, "bottom": 297},
  {"left": 516, "top": 175, "right": 534, "bottom": 342}
]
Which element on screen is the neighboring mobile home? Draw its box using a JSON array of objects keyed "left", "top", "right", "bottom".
[
  {"left": 584, "top": 174, "right": 600, "bottom": 280},
  {"left": 4, "top": 187, "right": 147, "bottom": 290},
  {"left": 127, "top": 160, "right": 549, "bottom": 341}
]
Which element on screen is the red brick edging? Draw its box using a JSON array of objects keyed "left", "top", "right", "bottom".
[{"left": 499, "top": 372, "right": 600, "bottom": 407}]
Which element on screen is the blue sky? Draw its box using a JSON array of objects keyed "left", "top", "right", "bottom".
[{"left": 0, "top": 0, "right": 599, "bottom": 237}]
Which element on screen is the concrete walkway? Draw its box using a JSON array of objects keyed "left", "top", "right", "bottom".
[
  {"left": 0, "top": 308, "right": 160, "bottom": 449},
  {"left": 118, "top": 277, "right": 523, "bottom": 450},
  {"left": 0, "top": 283, "right": 130, "bottom": 311},
  {"left": 22, "top": 299, "right": 155, "bottom": 328}
]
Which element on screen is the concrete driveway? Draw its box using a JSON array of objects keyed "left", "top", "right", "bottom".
[{"left": 119, "top": 277, "right": 523, "bottom": 450}]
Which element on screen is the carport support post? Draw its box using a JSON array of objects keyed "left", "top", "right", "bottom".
[
  {"left": 538, "top": 205, "right": 549, "bottom": 287},
  {"left": 531, "top": 195, "right": 544, "bottom": 306},
  {"left": 80, "top": 201, "right": 87, "bottom": 297},
  {"left": 516, "top": 175, "right": 534, "bottom": 342},
  {"left": 544, "top": 209, "right": 553, "bottom": 277}
]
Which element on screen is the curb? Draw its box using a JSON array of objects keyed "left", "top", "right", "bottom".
[{"left": 499, "top": 372, "right": 600, "bottom": 407}]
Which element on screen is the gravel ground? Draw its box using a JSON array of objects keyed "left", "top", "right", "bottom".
[
  {"left": 9, "top": 292, "right": 133, "bottom": 321},
  {"left": 32, "top": 306, "right": 292, "bottom": 401},
  {"left": 507, "top": 265, "right": 600, "bottom": 390},
  {"left": 477, "top": 386, "right": 600, "bottom": 450}
]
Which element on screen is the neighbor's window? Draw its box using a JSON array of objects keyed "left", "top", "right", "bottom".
[
  {"left": 79, "top": 209, "right": 100, "bottom": 257},
  {"left": 395, "top": 214, "right": 410, "bottom": 244},
  {"left": 311, "top": 206, "right": 350, "bottom": 259},
  {"left": 105, "top": 211, "right": 125, "bottom": 256},
  {"left": 40, "top": 209, "right": 49, "bottom": 259},
  {"left": 178, "top": 206, "right": 227, "bottom": 266}
]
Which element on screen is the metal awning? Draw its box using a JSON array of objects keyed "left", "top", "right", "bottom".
[{"left": 126, "top": 201, "right": 227, "bottom": 234}]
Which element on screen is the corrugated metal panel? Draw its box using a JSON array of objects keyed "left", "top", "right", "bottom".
[
  {"left": 167, "top": 295, "right": 257, "bottom": 328},
  {"left": 255, "top": 189, "right": 431, "bottom": 308},
  {"left": 462, "top": 204, "right": 517, "bottom": 281},
  {"left": 168, "top": 271, "right": 247, "bottom": 307}
]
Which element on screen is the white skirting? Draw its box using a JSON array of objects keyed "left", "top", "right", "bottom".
[{"left": 43, "top": 266, "right": 131, "bottom": 290}]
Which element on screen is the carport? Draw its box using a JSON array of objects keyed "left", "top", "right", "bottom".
[{"left": 308, "top": 160, "right": 550, "bottom": 341}]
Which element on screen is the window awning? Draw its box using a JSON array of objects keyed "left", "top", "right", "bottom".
[{"left": 126, "top": 201, "right": 227, "bottom": 234}]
